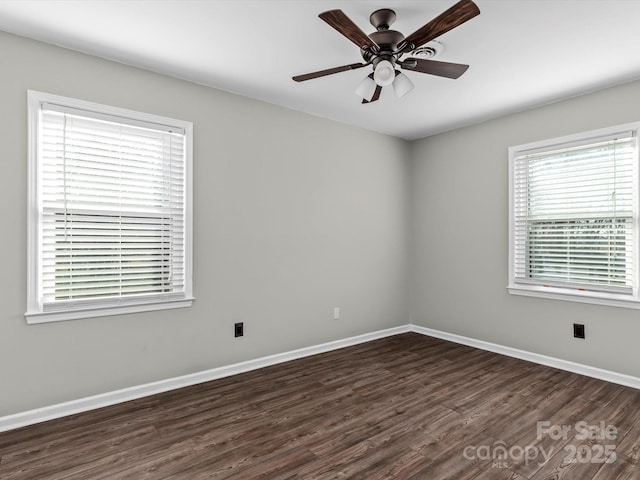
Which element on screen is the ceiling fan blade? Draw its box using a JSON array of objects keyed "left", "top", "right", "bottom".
[
  {"left": 403, "top": 58, "right": 469, "bottom": 79},
  {"left": 319, "top": 9, "right": 379, "bottom": 50},
  {"left": 401, "top": 0, "right": 480, "bottom": 50},
  {"left": 293, "top": 63, "right": 366, "bottom": 82},
  {"left": 362, "top": 85, "right": 382, "bottom": 104}
]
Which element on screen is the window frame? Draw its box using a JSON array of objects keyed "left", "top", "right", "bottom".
[
  {"left": 26, "top": 90, "right": 194, "bottom": 324},
  {"left": 508, "top": 122, "right": 640, "bottom": 309}
]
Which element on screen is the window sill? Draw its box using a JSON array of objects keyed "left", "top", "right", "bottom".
[
  {"left": 25, "top": 297, "right": 195, "bottom": 324},
  {"left": 507, "top": 284, "right": 640, "bottom": 310}
]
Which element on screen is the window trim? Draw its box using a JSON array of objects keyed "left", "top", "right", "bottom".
[
  {"left": 508, "top": 122, "right": 640, "bottom": 309},
  {"left": 26, "top": 90, "right": 194, "bottom": 324}
]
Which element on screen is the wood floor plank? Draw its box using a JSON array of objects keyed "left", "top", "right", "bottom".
[
  {"left": 1, "top": 332, "right": 638, "bottom": 479},
  {"left": 592, "top": 453, "right": 640, "bottom": 480},
  {"left": 616, "top": 420, "right": 640, "bottom": 463}
]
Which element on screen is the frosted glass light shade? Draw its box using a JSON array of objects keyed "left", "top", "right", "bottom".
[
  {"left": 393, "top": 72, "right": 414, "bottom": 98},
  {"left": 373, "top": 60, "right": 395, "bottom": 86},
  {"left": 355, "top": 76, "right": 377, "bottom": 101}
]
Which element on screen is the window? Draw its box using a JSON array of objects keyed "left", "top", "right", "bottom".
[
  {"left": 27, "top": 91, "right": 193, "bottom": 323},
  {"left": 508, "top": 122, "right": 640, "bottom": 309}
]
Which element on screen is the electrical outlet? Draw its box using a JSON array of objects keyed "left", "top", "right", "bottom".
[
  {"left": 333, "top": 307, "right": 340, "bottom": 320},
  {"left": 235, "top": 322, "right": 244, "bottom": 337},
  {"left": 573, "top": 323, "right": 585, "bottom": 339}
]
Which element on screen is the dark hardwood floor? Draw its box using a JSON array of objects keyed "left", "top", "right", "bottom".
[{"left": 1, "top": 332, "right": 640, "bottom": 479}]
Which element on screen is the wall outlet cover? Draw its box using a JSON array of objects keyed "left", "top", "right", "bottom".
[{"left": 234, "top": 322, "right": 244, "bottom": 337}]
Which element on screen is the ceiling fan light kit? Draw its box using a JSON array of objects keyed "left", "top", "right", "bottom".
[
  {"left": 355, "top": 75, "right": 377, "bottom": 101},
  {"left": 392, "top": 72, "right": 415, "bottom": 98},
  {"left": 292, "top": 0, "right": 480, "bottom": 104},
  {"left": 373, "top": 60, "right": 396, "bottom": 87}
]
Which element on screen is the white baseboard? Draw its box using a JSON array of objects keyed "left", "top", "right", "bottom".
[
  {"left": 2, "top": 323, "right": 639, "bottom": 433},
  {"left": 0, "top": 325, "right": 410, "bottom": 433},
  {"left": 410, "top": 324, "right": 640, "bottom": 390}
]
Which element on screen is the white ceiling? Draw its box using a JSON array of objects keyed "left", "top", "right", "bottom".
[{"left": 1, "top": 0, "right": 640, "bottom": 140}]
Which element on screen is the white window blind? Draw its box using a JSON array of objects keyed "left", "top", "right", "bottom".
[
  {"left": 511, "top": 129, "right": 638, "bottom": 296},
  {"left": 27, "top": 91, "right": 193, "bottom": 323}
]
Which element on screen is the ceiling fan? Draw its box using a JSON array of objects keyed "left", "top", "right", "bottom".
[{"left": 292, "top": 0, "right": 480, "bottom": 103}]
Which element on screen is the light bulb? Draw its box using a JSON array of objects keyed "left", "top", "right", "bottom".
[
  {"left": 373, "top": 60, "right": 395, "bottom": 87},
  {"left": 392, "top": 72, "right": 414, "bottom": 98},
  {"left": 355, "top": 75, "right": 377, "bottom": 101}
]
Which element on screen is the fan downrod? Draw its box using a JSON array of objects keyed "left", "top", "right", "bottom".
[{"left": 369, "top": 9, "right": 396, "bottom": 31}]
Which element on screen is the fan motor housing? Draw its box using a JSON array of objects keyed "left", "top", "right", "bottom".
[{"left": 369, "top": 30, "right": 405, "bottom": 52}]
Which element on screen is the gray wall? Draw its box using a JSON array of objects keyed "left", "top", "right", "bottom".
[
  {"left": 4, "top": 26, "right": 640, "bottom": 418},
  {"left": 410, "top": 79, "right": 640, "bottom": 378},
  {"left": 0, "top": 31, "right": 411, "bottom": 416}
]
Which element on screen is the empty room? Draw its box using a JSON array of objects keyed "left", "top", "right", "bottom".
[{"left": 1, "top": 0, "right": 640, "bottom": 478}]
